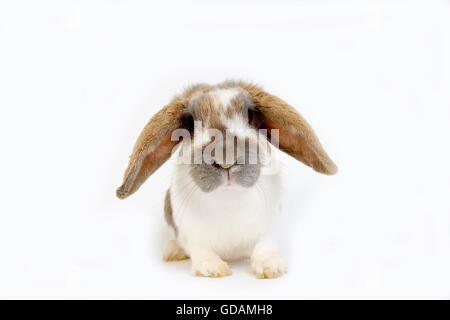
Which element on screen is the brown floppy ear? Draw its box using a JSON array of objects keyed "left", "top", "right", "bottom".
[
  {"left": 116, "top": 96, "right": 188, "bottom": 199},
  {"left": 241, "top": 82, "right": 337, "bottom": 175}
]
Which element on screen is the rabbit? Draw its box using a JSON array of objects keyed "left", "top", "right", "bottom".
[{"left": 116, "top": 80, "right": 337, "bottom": 278}]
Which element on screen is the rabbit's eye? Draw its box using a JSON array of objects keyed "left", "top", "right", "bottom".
[
  {"left": 182, "top": 114, "right": 194, "bottom": 131},
  {"left": 247, "top": 109, "right": 254, "bottom": 123}
]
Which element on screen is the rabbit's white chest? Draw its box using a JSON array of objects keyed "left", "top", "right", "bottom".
[{"left": 171, "top": 169, "right": 282, "bottom": 261}]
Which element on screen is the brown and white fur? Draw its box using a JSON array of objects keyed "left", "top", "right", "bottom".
[{"left": 117, "top": 80, "right": 337, "bottom": 278}]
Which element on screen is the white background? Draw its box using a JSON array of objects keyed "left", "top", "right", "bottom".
[{"left": 0, "top": 0, "right": 449, "bottom": 299}]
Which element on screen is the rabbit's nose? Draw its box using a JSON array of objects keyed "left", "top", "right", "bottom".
[
  {"left": 220, "top": 161, "right": 236, "bottom": 169},
  {"left": 211, "top": 160, "right": 236, "bottom": 169}
]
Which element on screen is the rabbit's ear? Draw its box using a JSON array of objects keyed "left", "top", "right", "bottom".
[
  {"left": 116, "top": 97, "right": 187, "bottom": 199},
  {"left": 241, "top": 82, "right": 337, "bottom": 175}
]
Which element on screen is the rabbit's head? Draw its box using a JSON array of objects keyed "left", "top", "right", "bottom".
[{"left": 116, "top": 81, "right": 337, "bottom": 199}]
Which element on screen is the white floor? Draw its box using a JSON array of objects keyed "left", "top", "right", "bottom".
[{"left": 0, "top": 0, "right": 449, "bottom": 299}]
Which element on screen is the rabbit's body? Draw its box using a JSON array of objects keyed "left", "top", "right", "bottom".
[{"left": 117, "top": 81, "right": 337, "bottom": 278}]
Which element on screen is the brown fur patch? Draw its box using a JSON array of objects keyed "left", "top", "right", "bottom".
[
  {"left": 190, "top": 94, "right": 226, "bottom": 131},
  {"left": 116, "top": 84, "right": 212, "bottom": 199},
  {"left": 234, "top": 81, "right": 337, "bottom": 175},
  {"left": 225, "top": 95, "right": 245, "bottom": 118},
  {"left": 164, "top": 189, "right": 177, "bottom": 235}
]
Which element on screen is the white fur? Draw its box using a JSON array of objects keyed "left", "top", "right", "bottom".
[
  {"left": 169, "top": 143, "right": 286, "bottom": 277},
  {"left": 167, "top": 89, "right": 287, "bottom": 278},
  {"left": 171, "top": 159, "right": 282, "bottom": 260},
  {"left": 211, "top": 88, "right": 240, "bottom": 108},
  {"left": 221, "top": 112, "right": 253, "bottom": 139}
]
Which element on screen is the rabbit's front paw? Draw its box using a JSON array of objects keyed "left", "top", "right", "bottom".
[
  {"left": 251, "top": 252, "right": 287, "bottom": 279},
  {"left": 191, "top": 257, "right": 232, "bottom": 278},
  {"left": 163, "top": 240, "right": 189, "bottom": 262}
]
